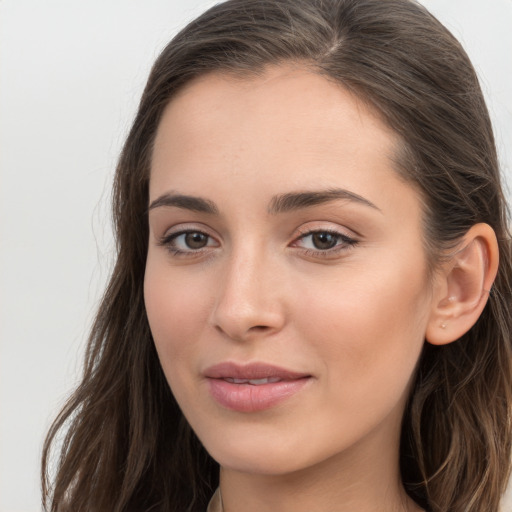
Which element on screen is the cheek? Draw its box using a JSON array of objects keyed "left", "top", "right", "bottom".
[
  {"left": 143, "top": 257, "right": 212, "bottom": 375},
  {"left": 293, "top": 253, "right": 430, "bottom": 395}
]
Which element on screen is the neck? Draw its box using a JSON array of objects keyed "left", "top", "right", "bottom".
[
  {"left": 219, "top": 464, "right": 419, "bottom": 512},
  {"left": 218, "top": 418, "right": 423, "bottom": 512}
]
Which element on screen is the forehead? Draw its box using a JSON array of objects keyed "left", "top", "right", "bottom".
[
  {"left": 149, "top": 65, "right": 422, "bottom": 226},
  {"left": 155, "top": 64, "right": 397, "bottom": 152},
  {"left": 152, "top": 65, "right": 400, "bottom": 179}
]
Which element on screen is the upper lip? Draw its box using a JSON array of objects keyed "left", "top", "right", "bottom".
[{"left": 203, "top": 362, "right": 310, "bottom": 380}]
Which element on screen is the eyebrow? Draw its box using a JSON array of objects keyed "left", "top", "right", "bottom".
[
  {"left": 148, "top": 188, "right": 380, "bottom": 215},
  {"left": 267, "top": 188, "right": 380, "bottom": 214},
  {"left": 148, "top": 193, "right": 219, "bottom": 214}
]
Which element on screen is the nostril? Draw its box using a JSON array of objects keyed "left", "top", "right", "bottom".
[
  {"left": 215, "top": 323, "right": 271, "bottom": 339},
  {"left": 251, "top": 325, "right": 270, "bottom": 331}
]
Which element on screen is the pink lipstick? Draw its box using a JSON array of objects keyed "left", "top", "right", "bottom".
[{"left": 204, "top": 362, "right": 311, "bottom": 412}]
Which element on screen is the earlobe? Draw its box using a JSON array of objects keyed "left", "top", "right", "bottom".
[{"left": 425, "top": 223, "right": 499, "bottom": 346}]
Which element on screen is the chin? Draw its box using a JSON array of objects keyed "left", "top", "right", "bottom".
[
  {"left": 199, "top": 426, "right": 348, "bottom": 478},
  {"left": 198, "top": 429, "right": 309, "bottom": 476},
  {"left": 213, "top": 449, "right": 307, "bottom": 476}
]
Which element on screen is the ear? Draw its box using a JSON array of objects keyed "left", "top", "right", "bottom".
[{"left": 425, "top": 223, "right": 499, "bottom": 346}]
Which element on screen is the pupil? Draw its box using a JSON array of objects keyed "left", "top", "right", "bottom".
[
  {"left": 312, "top": 232, "right": 337, "bottom": 250},
  {"left": 185, "top": 232, "right": 208, "bottom": 249}
]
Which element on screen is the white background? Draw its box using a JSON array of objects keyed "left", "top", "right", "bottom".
[{"left": 0, "top": 1, "right": 511, "bottom": 511}]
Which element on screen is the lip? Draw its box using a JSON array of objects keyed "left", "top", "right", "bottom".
[{"left": 203, "top": 362, "right": 312, "bottom": 412}]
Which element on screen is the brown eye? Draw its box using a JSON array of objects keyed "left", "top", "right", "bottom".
[
  {"left": 184, "top": 232, "right": 209, "bottom": 249},
  {"left": 311, "top": 232, "right": 339, "bottom": 250},
  {"left": 160, "top": 230, "right": 217, "bottom": 255},
  {"left": 292, "top": 229, "right": 358, "bottom": 257}
]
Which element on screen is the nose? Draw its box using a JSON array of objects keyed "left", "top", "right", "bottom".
[{"left": 210, "top": 246, "right": 286, "bottom": 342}]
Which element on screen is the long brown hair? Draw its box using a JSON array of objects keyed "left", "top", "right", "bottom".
[{"left": 42, "top": 1, "right": 512, "bottom": 510}]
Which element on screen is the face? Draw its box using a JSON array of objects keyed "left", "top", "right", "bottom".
[{"left": 144, "top": 65, "right": 435, "bottom": 476}]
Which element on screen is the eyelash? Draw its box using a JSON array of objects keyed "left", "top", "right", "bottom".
[
  {"left": 158, "top": 230, "right": 216, "bottom": 257},
  {"left": 158, "top": 228, "right": 358, "bottom": 259},
  {"left": 293, "top": 229, "right": 358, "bottom": 258}
]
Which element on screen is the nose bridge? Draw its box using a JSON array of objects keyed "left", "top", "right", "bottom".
[{"left": 211, "top": 239, "right": 284, "bottom": 340}]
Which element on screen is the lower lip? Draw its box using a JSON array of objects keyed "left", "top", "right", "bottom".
[{"left": 206, "top": 378, "right": 310, "bottom": 412}]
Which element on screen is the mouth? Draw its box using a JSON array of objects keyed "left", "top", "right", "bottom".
[
  {"left": 203, "top": 362, "right": 312, "bottom": 412},
  {"left": 223, "top": 377, "right": 283, "bottom": 385}
]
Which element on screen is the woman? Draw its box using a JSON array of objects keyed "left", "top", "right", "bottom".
[{"left": 42, "top": 0, "right": 512, "bottom": 511}]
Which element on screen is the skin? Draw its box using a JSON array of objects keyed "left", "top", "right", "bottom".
[{"left": 144, "top": 64, "right": 430, "bottom": 512}]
